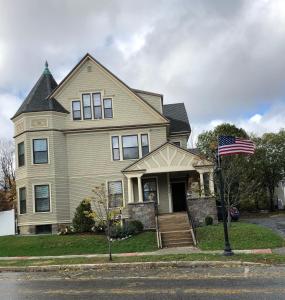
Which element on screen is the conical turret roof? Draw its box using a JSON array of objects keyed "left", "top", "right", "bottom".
[{"left": 12, "top": 62, "right": 68, "bottom": 119}]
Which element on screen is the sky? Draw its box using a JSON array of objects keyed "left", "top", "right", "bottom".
[{"left": 0, "top": 0, "right": 285, "bottom": 145}]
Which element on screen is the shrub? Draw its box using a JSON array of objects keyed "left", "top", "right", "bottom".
[
  {"left": 205, "top": 215, "right": 213, "bottom": 226},
  {"left": 109, "top": 220, "right": 144, "bottom": 239},
  {"left": 127, "top": 220, "right": 144, "bottom": 233},
  {"left": 72, "top": 199, "right": 95, "bottom": 233}
]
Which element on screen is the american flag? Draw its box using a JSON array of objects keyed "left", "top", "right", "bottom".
[{"left": 218, "top": 136, "right": 255, "bottom": 156}]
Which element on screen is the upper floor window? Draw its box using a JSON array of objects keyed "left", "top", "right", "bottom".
[
  {"left": 18, "top": 142, "right": 25, "bottom": 167},
  {"left": 108, "top": 181, "right": 123, "bottom": 207},
  {"left": 82, "top": 94, "right": 92, "bottom": 119},
  {"left": 33, "top": 139, "right": 48, "bottom": 164},
  {"left": 122, "top": 135, "right": 139, "bottom": 160},
  {"left": 103, "top": 98, "right": 113, "bottom": 118},
  {"left": 35, "top": 185, "right": 50, "bottom": 213},
  {"left": 93, "top": 93, "right": 102, "bottom": 119},
  {"left": 111, "top": 136, "right": 120, "bottom": 161},
  {"left": 72, "top": 101, "right": 81, "bottom": 120},
  {"left": 19, "top": 187, "right": 26, "bottom": 214},
  {"left": 141, "top": 134, "right": 149, "bottom": 157}
]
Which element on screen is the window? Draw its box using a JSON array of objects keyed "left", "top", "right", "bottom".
[
  {"left": 173, "top": 141, "right": 181, "bottom": 147},
  {"left": 103, "top": 98, "right": 113, "bottom": 118},
  {"left": 108, "top": 181, "right": 123, "bottom": 207},
  {"left": 35, "top": 185, "right": 50, "bottom": 212},
  {"left": 141, "top": 134, "right": 149, "bottom": 157},
  {"left": 19, "top": 187, "right": 26, "bottom": 214},
  {"left": 122, "top": 135, "right": 139, "bottom": 160},
  {"left": 72, "top": 101, "right": 81, "bottom": 120},
  {"left": 93, "top": 93, "right": 102, "bottom": 119},
  {"left": 33, "top": 139, "right": 48, "bottom": 164},
  {"left": 142, "top": 178, "right": 158, "bottom": 202},
  {"left": 82, "top": 94, "right": 92, "bottom": 119},
  {"left": 35, "top": 224, "right": 52, "bottom": 234},
  {"left": 112, "top": 136, "right": 120, "bottom": 160},
  {"left": 18, "top": 142, "right": 25, "bottom": 167}
]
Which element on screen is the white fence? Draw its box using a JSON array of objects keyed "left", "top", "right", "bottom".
[{"left": 0, "top": 209, "right": 15, "bottom": 236}]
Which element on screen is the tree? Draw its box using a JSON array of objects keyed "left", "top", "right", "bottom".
[
  {"left": 72, "top": 199, "right": 95, "bottom": 232},
  {"left": 0, "top": 139, "right": 16, "bottom": 211},
  {"left": 90, "top": 184, "right": 120, "bottom": 261}
]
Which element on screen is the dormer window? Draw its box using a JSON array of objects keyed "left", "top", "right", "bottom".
[{"left": 82, "top": 94, "right": 92, "bottom": 119}]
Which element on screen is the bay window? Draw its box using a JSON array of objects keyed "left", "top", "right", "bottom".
[
  {"left": 33, "top": 139, "right": 48, "bottom": 164},
  {"left": 18, "top": 142, "right": 25, "bottom": 167},
  {"left": 19, "top": 187, "right": 26, "bottom": 214}
]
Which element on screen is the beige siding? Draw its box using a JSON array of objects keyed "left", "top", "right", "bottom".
[
  {"left": 54, "top": 58, "right": 167, "bottom": 130},
  {"left": 169, "top": 134, "right": 189, "bottom": 149},
  {"left": 135, "top": 92, "right": 163, "bottom": 113}
]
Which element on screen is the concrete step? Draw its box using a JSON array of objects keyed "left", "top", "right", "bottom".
[
  {"left": 162, "top": 237, "right": 193, "bottom": 244},
  {"left": 159, "top": 224, "right": 190, "bottom": 231},
  {"left": 162, "top": 241, "right": 194, "bottom": 248},
  {"left": 161, "top": 230, "right": 192, "bottom": 240}
]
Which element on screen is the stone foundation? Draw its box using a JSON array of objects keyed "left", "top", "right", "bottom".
[
  {"left": 187, "top": 197, "right": 218, "bottom": 227},
  {"left": 19, "top": 223, "right": 70, "bottom": 235},
  {"left": 127, "top": 201, "right": 156, "bottom": 229}
]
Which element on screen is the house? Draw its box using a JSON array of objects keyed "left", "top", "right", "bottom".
[
  {"left": 12, "top": 53, "right": 217, "bottom": 246},
  {"left": 276, "top": 180, "right": 285, "bottom": 210}
]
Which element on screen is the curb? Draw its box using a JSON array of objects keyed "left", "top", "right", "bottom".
[{"left": 0, "top": 261, "right": 266, "bottom": 273}]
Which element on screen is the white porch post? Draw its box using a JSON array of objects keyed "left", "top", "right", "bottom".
[
  {"left": 209, "top": 171, "right": 215, "bottom": 195},
  {"left": 167, "top": 173, "right": 173, "bottom": 213},
  {"left": 137, "top": 176, "right": 143, "bottom": 203},
  {"left": 199, "top": 172, "right": 205, "bottom": 197},
  {"left": 127, "top": 177, "right": 134, "bottom": 203}
]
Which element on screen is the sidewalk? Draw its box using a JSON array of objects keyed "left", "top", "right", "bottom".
[{"left": 0, "top": 246, "right": 276, "bottom": 261}]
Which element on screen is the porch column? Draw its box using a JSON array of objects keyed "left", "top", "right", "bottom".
[
  {"left": 127, "top": 177, "right": 134, "bottom": 203},
  {"left": 137, "top": 176, "right": 143, "bottom": 203},
  {"left": 199, "top": 172, "right": 205, "bottom": 197},
  {"left": 209, "top": 171, "right": 215, "bottom": 195}
]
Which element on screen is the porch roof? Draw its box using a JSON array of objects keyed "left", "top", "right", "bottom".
[{"left": 122, "top": 142, "right": 214, "bottom": 175}]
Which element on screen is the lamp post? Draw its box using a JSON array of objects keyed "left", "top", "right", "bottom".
[{"left": 215, "top": 153, "right": 234, "bottom": 256}]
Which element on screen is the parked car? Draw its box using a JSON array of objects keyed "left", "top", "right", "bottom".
[{"left": 217, "top": 206, "right": 240, "bottom": 222}]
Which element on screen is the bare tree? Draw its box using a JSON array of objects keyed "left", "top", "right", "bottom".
[{"left": 90, "top": 184, "right": 120, "bottom": 261}]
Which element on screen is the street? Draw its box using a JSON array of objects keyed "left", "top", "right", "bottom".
[{"left": 1, "top": 265, "right": 285, "bottom": 299}]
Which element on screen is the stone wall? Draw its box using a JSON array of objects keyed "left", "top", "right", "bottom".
[
  {"left": 187, "top": 197, "right": 218, "bottom": 227},
  {"left": 127, "top": 201, "right": 156, "bottom": 229}
]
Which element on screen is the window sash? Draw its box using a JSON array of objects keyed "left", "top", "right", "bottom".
[
  {"left": 72, "top": 101, "right": 81, "bottom": 120},
  {"left": 142, "top": 178, "right": 158, "bottom": 202},
  {"left": 35, "top": 185, "right": 50, "bottom": 212},
  {"left": 122, "top": 135, "right": 139, "bottom": 160},
  {"left": 108, "top": 181, "right": 123, "bottom": 208},
  {"left": 93, "top": 93, "right": 102, "bottom": 119},
  {"left": 19, "top": 187, "right": 26, "bottom": 214},
  {"left": 141, "top": 134, "right": 149, "bottom": 157},
  {"left": 112, "top": 136, "right": 120, "bottom": 160},
  {"left": 82, "top": 94, "right": 92, "bottom": 119},
  {"left": 103, "top": 98, "right": 113, "bottom": 118},
  {"left": 33, "top": 139, "right": 48, "bottom": 164},
  {"left": 18, "top": 142, "right": 25, "bottom": 167}
]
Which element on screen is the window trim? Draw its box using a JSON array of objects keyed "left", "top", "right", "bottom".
[
  {"left": 17, "top": 141, "right": 25, "bottom": 167},
  {"left": 107, "top": 180, "right": 125, "bottom": 207},
  {"left": 82, "top": 93, "right": 92, "bottom": 120},
  {"left": 142, "top": 177, "right": 160, "bottom": 204},
  {"left": 111, "top": 136, "right": 120, "bottom": 161},
  {"left": 122, "top": 134, "right": 139, "bottom": 160},
  {"left": 72, "top": 100, "right": 82, "bottom": 120},
  {"left": 32, "top": 138, "right": 49, "bottom": 165},
  {"left": 141, "top": 134, "right": 149, "bottom": 157},
  {"left": 33, "top": 183, "right": 52, "bottom": 214},
  {"left": 92, "top": 92, "right": 103, "bottom": 119},
  {"left": 18, "top": 186, "right": 27, "bottom": 215},
  {"left": 103, "top": 98, "right": 113, "bottom": 119}
]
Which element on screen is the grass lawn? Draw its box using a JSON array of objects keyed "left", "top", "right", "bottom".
[
  {"left": 1, "top": 253, "right": 285, "bottom": 267},
  {"left": 0, "top": 231, "right": 157, "bottom": 257},
  {"left": 196, "top": 222, "right": 285, "bottom": 250}
]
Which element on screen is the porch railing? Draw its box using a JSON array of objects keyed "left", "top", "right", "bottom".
[
  {"left": 186, "top": 202, "right": 198, "bottom": 246},
  {"left": 154, "top": 202, "right": 162, "bottom": 249}
]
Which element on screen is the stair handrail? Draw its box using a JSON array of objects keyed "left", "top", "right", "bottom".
[
  {"left": 154, "top": 201, "right": 162, "bottom": 248},
  {"left": 186, "top": 201, "right": 198, "bottom": 246}
]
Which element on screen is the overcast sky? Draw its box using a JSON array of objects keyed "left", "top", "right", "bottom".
[{"left": 0, "top": 0, "right": 284, "bottom": 144}]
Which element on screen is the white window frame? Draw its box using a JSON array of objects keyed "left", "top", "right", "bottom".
[
  {"left": 17, "top": 139, "right": 26, "bottom": 168},
  {"left": 107, "top": 179, "right": 125, "bottom": 207},
  {"left": 31, "top": 137, "right": 50, "bottom": 165},
  {"left": 142, "top": 176, "right": 160, "bottom": 204},
  {"left": 71, "top": 100, "right": 82, "bottom": 120},
  {"left": 103, "top": 97, "right": 113, "bottom": 119},
  {"left": 33, "top": 183, "right": 52, "bottom": 214},
  {"left": 18, "top": 185, "right": 27, "bottom": 215}
]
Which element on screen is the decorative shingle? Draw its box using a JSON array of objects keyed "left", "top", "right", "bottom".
[{"left": 163, "top": 103, "right": 191, "bottom": 134}]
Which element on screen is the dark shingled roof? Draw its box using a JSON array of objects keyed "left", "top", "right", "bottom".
[
  {"left": 163, "top": 103, "right": 191, "bottom": 134},
  {"left": 12, "top": 64, "right": 69, "bottom": 119}
]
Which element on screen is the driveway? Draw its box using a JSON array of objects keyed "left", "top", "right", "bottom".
[{"left": 243, "top": 215, "right": 285, "bottom": 238}]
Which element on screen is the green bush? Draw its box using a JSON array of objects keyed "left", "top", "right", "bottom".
[
  {"left": 109, "top": 220, "right": 144, "bottom": 239},
  {"left": 72, "top": 199, "right": 95, "bottom": 233},
  {"left": 205, "top": 215, "right": 213, "bottom": 226},
  {"left": 127, "top": 220, "right": 144, "bottom": 233}
]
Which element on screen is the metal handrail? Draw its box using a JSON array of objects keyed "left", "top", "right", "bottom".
[
  {"left": 154, "top": 202, "right": 162, "bottom": 248},
  {"left": 186, "top": 200, "right": 198, "bottom": 246}
]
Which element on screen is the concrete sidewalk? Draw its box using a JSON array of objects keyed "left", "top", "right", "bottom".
[{"left": 0, "top": 246, "right": 275, "bottom": 261}]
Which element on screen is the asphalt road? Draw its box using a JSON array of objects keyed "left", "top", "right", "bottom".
[{"left": 1, "top": 265, "right": 285, "bottom": 299}]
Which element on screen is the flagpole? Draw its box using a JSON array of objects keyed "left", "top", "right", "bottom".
[{"left": 216, "top": 150, "right": 234, "bottom": 256}]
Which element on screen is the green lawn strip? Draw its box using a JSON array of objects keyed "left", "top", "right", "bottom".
[
  {"left": 196, "top": 222, "right": 285, "bottom": 250},
  {"left": 0, "top": 253, "right": 285, "bottom": 267},
  {"left": 0, "top": 232, "right": 157, "bottom": 257}
]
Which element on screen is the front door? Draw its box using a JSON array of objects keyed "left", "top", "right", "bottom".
[{"left": 172, "top": 182, "right": 186, "bottom": 212}]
